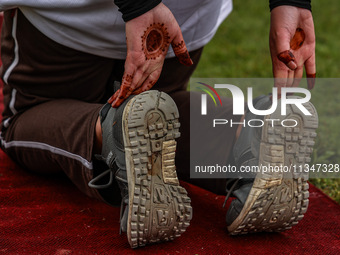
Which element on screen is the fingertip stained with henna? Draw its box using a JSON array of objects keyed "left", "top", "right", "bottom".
[
  {"left": 307, "top": 73, "right": 316, "bottom": 90},
  {"left": 277, "top": 50, "right": 296, "bottom": 66},
  {"left": 109, "top": 74, "right": 134, "bottom": 107},
  {"left": 172, "top": 41, "right": 193, "bottom": 66}
]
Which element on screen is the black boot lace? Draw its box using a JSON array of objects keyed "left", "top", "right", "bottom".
[{"left": 223, "top": 178, "right": 242, "bottom": 208}]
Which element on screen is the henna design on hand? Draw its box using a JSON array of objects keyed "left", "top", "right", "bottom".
[
  {"left": 142, "top": 23, "right": 170, "bottom": 60},
  {"left": 109, "top": 78, "right": 156, "bottom": 108},
  {"left": 290, "top": 28, "right": 305, "bottom": 50},
  {"left": 277, "top": 28, "right": 306, "bottom": 70},
  {"left": 108, "top": 74, "right": 134, "bottom": 107},
  {"left": 172, "top": 41, "right": 193, "bottom": 66},
  {"left": 277, "top": 50, "right": 297, "bottom": 69}
]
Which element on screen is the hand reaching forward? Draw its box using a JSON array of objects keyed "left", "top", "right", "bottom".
[
  {"left": 109, "top": 3, "right": 193, "bottom": 107},
  {"left": 270, "top": 5, "right": 316, "bottom": 91}
]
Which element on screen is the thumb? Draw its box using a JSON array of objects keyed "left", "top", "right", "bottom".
[{"left": 171, "top": 30, "right": 193, "bottom": 66}]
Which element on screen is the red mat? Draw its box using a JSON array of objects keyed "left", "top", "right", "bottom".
[
  {"left": 1, "top": 145, "right": 340, "bottom": 254},
  {"left": 1, "top": 13, "right": 340, "bottom": 254}
]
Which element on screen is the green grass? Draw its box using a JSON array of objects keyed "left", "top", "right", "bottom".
[{"left": 192, "top": 0, "right": 340, "bottom": 203}]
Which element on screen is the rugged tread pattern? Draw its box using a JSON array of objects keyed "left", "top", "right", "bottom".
[
  {"left": 229, "top": 98, "right": 318, "bottom": 235},
  {"left": 123, "top": 91, "right": 192, "bottom": 248}
]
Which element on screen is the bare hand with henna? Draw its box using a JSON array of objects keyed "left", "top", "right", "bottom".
[
  {"left": 270, "top": 6, "right": 316, "bottom": 92},
  {"left": 109, "top": 3, "right": 193, "bottom": 107}
]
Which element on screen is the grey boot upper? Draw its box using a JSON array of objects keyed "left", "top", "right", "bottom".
[
  {"left": 226, "top": 95, "right": 273, "bottom": 225},
  {"left": 100, "top": 96, "right": 136, "bottom": 232},
  {"left": 88, "top": 82, "right": 135, "bottom": 233}
]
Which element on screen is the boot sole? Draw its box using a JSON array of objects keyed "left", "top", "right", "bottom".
[
  {"left": 122, "top": 90, "right": 192, "bottom": 248},
  {"left": 228, "top": 97, "right": 318, "bottom": 234}
]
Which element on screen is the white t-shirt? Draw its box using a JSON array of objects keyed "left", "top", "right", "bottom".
[{"left": 0, "top": 0, "right": 232, "bottom": 59}]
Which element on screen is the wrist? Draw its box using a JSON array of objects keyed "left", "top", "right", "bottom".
[
  {"left": 269, "top": 0, "right": 312, "bottom": 12},
  {"left": 115, "top": 0, "right": 162, "bottom": 22}
]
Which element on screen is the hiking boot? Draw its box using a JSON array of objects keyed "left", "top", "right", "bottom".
[
  {"left": 89, "top": 89, "right": 192, "bottom": 248},
  {"left": 224, "top": 95, "right": 318, "bottom": 234}
]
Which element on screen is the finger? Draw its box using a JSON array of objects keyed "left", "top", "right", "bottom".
[
  {"left": 133, "top": 70, "right": 161, "bottom": 95},
  {"left": 108, "top": 89, "right": 120, "bottom": 104},
  {"left": 277, "top": 50, "right": 297, "bottom": 70},
  {"left": 287, "top": 69, "right": 295, "bottom": 87},
  {"left": 274, "top": 76, "right": 288, "bottom": 97},
  {"left": 274, "top": 27, "right": 297, "bottom": 71},
  {"left": 305, "top": 54, "right": 316, "bottom": 90},
  {"left": 111, "top": 74, "right": 134, "bottom": 108},
  {"left": 131, "top": 69, "right": 147, "bottom": 91},
  {"left": 272, "top": 55, "right": 289, "bottom": 84},
  {"left": 132, "top": 81, "right": 156, "bottom": 95},
  {"left": 292, "top": 66, "right": 304, "bottom": 88},
  {"left": 307, "top": 73, "right": 316, "bottom": 90},
  {"left": 276, "top": 28, "right": 305, "bottom": 71},
  {"left": 171, "top": 32, "right": 193, "bottom": 66},
  {"left": 128, "top": 67, "right": 156, "bottom": 97}
]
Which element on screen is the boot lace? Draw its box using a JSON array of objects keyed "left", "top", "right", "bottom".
[{"left": 223, "top": 178, "right": 242, "bottom": 208}]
